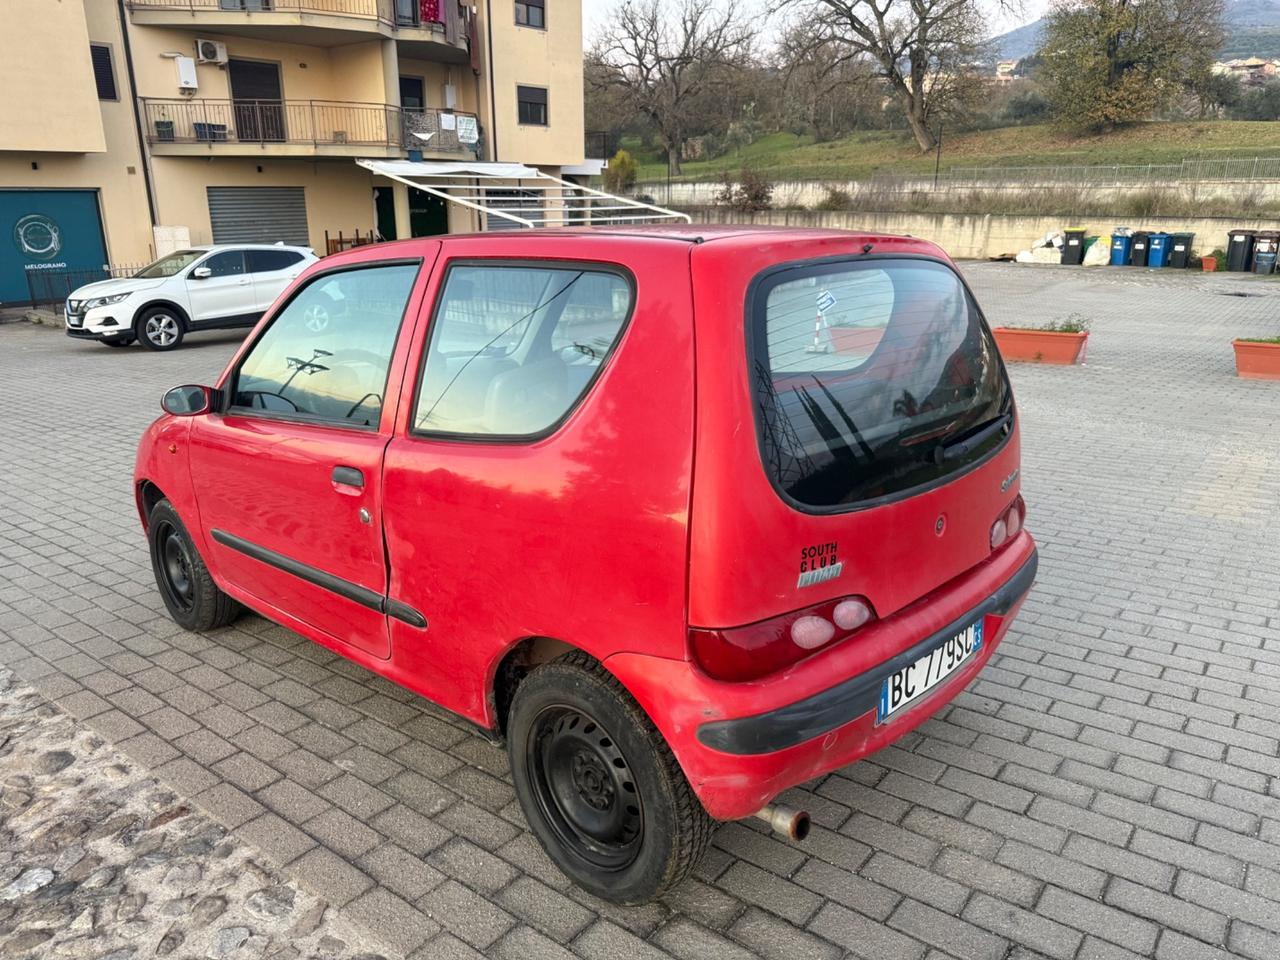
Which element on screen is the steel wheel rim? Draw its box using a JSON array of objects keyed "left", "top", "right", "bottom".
[
  {"left": 146, "top": 314, "right": 179, "bottom": 346},
  {"left": 303, "top": 304, "right": 329, "bottom": 332},
  {"left": 155, "top": 520, "right": 195, "bottom": 613},
  {"left": 527, "top": 705, "right": 643, "bottom": 871}
]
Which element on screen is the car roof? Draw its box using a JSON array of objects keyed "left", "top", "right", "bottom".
[
  {"left": 334, "top": 225, "right": 941, "bottom": 263},
  {"left": 187, "top": 243, "right": 313, "bottom": 252}
]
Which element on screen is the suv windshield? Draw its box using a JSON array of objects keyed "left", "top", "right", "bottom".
[
  {"left": 135, "top": 250, "right": 205, "bottom": 279},
  {"left": 749, "top": 257, "right": 1011, "bottom": 511}
]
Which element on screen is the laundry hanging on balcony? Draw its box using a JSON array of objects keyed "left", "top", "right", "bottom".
[{"left": 420, "top": 0, "right": 441, "bottom": 23}]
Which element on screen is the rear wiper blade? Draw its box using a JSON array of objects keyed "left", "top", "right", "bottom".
[{"left": 932, "top": 413, "right": 1011, "bottom": 463}]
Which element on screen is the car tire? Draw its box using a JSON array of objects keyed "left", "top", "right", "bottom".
[
  {"left": 147, "top": 500, "right": 239, "bottom": 631},
  {"left": 102, "top": 338, "right": 134, "bottom": 348},
  {"left": 507, "top": 651, "right": 714, "bottom": 904},
  {"left": 136, "top": 307, "right": 186, "bottom": 351}
]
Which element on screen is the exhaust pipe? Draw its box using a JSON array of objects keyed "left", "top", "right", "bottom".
[{"left": 753, "top": 803, "right": 810, "bottom": 842}]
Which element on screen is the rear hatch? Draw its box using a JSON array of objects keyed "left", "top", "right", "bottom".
[{"left": 688, "top": 238, "right": 1021, "bottom": 650}]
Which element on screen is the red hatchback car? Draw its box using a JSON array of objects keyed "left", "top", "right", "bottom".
[{"left": 136, "top": 227, "right": 1036, "bottom": 903}]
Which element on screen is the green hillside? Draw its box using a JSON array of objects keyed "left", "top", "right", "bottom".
[{"left": 630, "top": 122, "right": 1280, "bottom": 184}]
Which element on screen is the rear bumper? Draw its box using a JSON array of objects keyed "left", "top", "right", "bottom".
[
  {"left": 606, "top": 534, "right": 1037, "bottom": 821},
  {"left": 697, "top": 549, "right": 1037, "bottom": 755}
]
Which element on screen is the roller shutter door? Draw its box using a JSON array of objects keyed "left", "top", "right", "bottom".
[{"left": 207, "top": 186, "right": 309, "bottom": 245}]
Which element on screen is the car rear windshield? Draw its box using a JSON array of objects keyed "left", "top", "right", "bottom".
[{"left": 748, "top": 257, "right": 1012, "bottom": 511}]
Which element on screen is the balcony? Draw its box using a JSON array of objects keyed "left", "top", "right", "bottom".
[
  {"left": 126, "top": 0, "right": 470, "bottom": 62},
  {"left": 141, "top": 99, "right": 480, "bottom": 159}
]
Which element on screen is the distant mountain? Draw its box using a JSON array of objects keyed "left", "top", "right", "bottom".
[{"left": 992, "top": 0, "right": 1280, "bottom": 62}]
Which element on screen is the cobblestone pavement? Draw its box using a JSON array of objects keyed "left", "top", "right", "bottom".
[
  {"left": 1, "top": 262, "right": 1279, "bottom": 960},
  {"left": 0, "top": 668, "right": 384, "bottom": 960}
]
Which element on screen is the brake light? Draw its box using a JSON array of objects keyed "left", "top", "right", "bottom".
[
  {"left": 991, "top": 495, "right": 1025, "bottom": 550},
  {"left": 690, "top": 595, "right": 877, "bottom": 682}
]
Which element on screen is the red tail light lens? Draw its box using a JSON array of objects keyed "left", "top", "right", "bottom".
[
  {"left": 991, "top": 495, "right": 1026, "bottom": 551},
  {"left": 690, "top": 595, "right": 877, "bottom": 682}
]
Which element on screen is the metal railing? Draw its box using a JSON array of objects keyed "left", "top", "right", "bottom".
[
  {"left": 585, "top": 131, "right": 613, "bottom": 160},
  {"left": 874, "top": 156, "right": 1280, "bottom": 188},
  {"left": 27, "top": 264, "right": 150, "bottom": 310},
  {"left": 126, "top": 0, "right": 443, "bottom": 28},
  {"left": 141, "top": 99, "right": 479, "bottom": 152}
]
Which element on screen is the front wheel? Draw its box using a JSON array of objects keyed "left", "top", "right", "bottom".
[
  {"left": 136, "top": 307, "right": 185, "bottom": 351},
  {"left": 147, "top": 500, "right": 239, "bottom": 631},
  {"left": 507, "top": 652, "right": 714, "bottom": 904}
]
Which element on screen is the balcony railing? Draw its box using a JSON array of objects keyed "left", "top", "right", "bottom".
[
  {"left": 585, "top": 131, "right": 614, "bottom": 160},
  {"left": 127, "top": 0, "right": 454, "bottom": 30},
  {"left": 141, "top": 98, "right": 479, "bottom": 153}
]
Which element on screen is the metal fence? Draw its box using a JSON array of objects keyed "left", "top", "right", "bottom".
[
  {"left": 26, "top": 265, "right": 148, "bottom": 310},
  {"left": 882, "top": 156, "right": 1280, "bottom": 188}
]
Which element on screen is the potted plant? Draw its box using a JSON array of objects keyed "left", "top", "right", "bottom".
[
  {"left": 1233, "top": 336, "right": 1280, "bottom": 379},
  {"left": 992, "top": 315, "right": 1090, "bottom": 365},
  {"left": 1202, "top": 248, "right": 1225, "bottom": 272}
]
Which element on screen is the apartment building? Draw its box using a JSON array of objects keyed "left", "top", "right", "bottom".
[{"left": 0, "top": 0, "right": 597, "bottom": 304}]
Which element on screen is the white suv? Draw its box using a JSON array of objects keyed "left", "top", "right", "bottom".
[{"left": 65, "top": 244, "right": 318, "bottom": 351}]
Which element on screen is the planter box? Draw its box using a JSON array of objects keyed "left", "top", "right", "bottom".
[
  {"left": 992, "top": 328, "right": 1089, "bottom": 365},
  {"left": 1233, "top": 339, "right": 1280, "bottom": 380},
  {"left": 1201, "top": 256, "right": 1218, "bottom": 272}
]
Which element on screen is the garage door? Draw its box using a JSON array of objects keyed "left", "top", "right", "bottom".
[
  {"left": 0, "top": 189, "right": 108, "bottom": 306},
  {"left": 207, "top": 186, "right": 309, "bottom": 245}
]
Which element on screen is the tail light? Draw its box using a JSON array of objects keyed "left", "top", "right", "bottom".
[
  {"left": 690, "top": 595, "right": 877, "bottom": 682},
  {"left": 991, "top": 495, "right": 1026, "bottom": 550}
]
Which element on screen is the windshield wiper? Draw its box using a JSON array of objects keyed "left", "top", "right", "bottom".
[{"left": 931, "top": 413, "right": 1011, "bottom": 464}]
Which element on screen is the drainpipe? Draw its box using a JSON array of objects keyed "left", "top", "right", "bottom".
[
  {"left": 116, "top": 0, "right": 159, "bottom": 232},
  {"left": 485, "top": 0, "right": 498, "bottom": 161}
]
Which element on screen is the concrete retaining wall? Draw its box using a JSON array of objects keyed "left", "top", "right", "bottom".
[{"left": 685, "top": 207, "right": 1280, "bottom": 260}]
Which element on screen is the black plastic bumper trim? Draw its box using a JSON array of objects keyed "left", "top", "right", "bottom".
[
  {"left": 210, "top": 529, "right": 427, "bottom": 629},
  {"left": 696, "top": 548, "right": 1038, "bottom": 756}
]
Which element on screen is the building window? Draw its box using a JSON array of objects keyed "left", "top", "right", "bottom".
[
  {"left": 90, "top": 44, "right": 118, "bottom": 101},
  {"left": 515, "top": 0, "right": 544, "bottom": 28},
  {"left": 517, "top": 85, "right": 548, "bottom": 126}
]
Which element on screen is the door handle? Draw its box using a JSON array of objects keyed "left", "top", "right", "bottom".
[
  {"left": 331, "top": 465, "right": 364, "bottom": 488},
  {"left": 238, "top": 278, "right": 251, "bottom": 285}
]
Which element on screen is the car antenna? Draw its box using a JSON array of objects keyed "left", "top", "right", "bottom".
[{"left": 861, "top": 243, "right": 874, "bottom": 254}]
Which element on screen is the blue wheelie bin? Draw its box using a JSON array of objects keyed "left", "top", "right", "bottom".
[
  {"left": 1146, "top": 233, "right": 1172, "bottom": 268},
  {"left": 1110, "top": 235, "right": 1132, "bottom": 265}
]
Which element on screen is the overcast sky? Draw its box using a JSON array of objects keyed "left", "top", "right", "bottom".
[{"left": 581, "top": 0, "right": 1051, "bottom": 47}]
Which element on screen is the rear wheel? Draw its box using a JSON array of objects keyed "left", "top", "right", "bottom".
[
  {"left": 147, "top": 500, "right": 239, "bottom": 631},
  {"left": 507, "top": 652, "right": 713, "bottom": 904},
  {"left": 136, "top": 307, "right": 185, "bottom": 351}
]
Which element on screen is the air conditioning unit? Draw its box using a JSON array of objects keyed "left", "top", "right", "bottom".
[{"left": 196, "top": 39, "right": 228, "bottom": 65}]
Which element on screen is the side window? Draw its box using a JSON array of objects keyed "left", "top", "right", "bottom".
[
  {"left": 232, "top": 263, "right": 418, "bottom": 427},
  {"left": 201, "top": 251, "right": 247, "bottom": 278},
  {"left": 517, "top": 85, "right": 548, "bottom": 126},
  {"left": 414, "top": 264, "right": 632, "bottom": 437},
  {"left": 248, "top": 249, "right": 304, "bottom": 273},
  {"left": 515, "top": 0, "right": 544, "bottom": 28}
]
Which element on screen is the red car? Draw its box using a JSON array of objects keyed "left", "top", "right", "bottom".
[{"left": 136, "top": 227, "right": 1035, "bottom": 904}]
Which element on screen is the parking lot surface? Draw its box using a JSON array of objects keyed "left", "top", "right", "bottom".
[{"left": 2, "top": 262, "right": 1280, "bottom": 960}]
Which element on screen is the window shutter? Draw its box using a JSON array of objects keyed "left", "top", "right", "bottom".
[{"left": 90, "top": 45, "right": 117, "bottom": 101}]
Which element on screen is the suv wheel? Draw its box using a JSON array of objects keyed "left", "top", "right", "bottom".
[
  {"left": 507, "top": 652, "right": 714, "bottom": 904},
  {"left": 147, "top": 500, "right": 239, "bottom": 631},
  {"left": 137, "top": 307, "right": 185, "bottom": 351}
]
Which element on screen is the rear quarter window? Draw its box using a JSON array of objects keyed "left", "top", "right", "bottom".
[{"left": 749, "top": 257, "right": 1012, "bottom": 511}]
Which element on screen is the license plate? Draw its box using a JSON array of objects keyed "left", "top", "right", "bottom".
[{"left": 877, "top": 620, "right": 983, "bottom": 723}]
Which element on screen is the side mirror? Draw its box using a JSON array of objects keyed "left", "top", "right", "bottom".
[
  {"left": 162, "top": 384, "right": 216, "bottom": 417},
  {"left": 191, "top": 266, "right": 212, "bottom": 280}
]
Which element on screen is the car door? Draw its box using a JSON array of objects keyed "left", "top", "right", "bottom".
[
  {"left": 379, "top": 247, "right": 695, "bottom": 723},
  {"left": 189, "top": 251, "right": 436, "bottom": 659},
  {"left": 186, "top": 250, "right": 259, "bottom": 325},
  {"left": 247, "top": 248, "right": 307, "bottom": 316}
]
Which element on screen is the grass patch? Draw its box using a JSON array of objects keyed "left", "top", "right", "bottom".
[
  {"left": 1238, "top": 336, "right": 1280, "bottom": 344},
  {"left": 630, "top": 121, "right": 1280, "bottom": 184},
  {"left": 1004, "top": 313, "right": 1091, "bottom": 334}
]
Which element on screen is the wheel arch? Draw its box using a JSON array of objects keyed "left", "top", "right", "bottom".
[
  {"left": 136, "top": 479, "right": 169, "bottom": 531},
  {"left": 133, "top": 299, "right": 191, "bottom": 330},
  {"left": 489, "top": 635, "right": 578, "bottom": 738}
]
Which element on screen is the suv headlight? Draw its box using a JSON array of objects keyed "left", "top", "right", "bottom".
[{"left": 84, "top": 292, "right": 131, "bottom": 309}]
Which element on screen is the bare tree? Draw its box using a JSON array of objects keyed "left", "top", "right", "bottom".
[
  {"left": 796, "top": 0, "right": 1000, "bottom": 152},
  {"left": 591, "top": 0, "right": 756, "bottom": 175}
]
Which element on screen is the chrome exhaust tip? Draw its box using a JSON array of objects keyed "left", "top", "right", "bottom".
[{"left": 753, "top": 803, "right": 811, "bottom": 842}]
